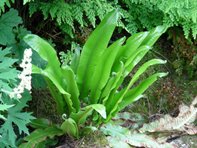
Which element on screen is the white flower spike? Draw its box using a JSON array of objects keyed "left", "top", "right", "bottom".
[{"left": 9, "top": 48, "right": 32, "bottom": 99}]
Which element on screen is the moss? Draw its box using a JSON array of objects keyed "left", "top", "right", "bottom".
[
  {"left": 78, "top": 131, "right": 109, "bottom": 148},
  {"left": 29, "top": 89, "right": 62, "bottom": 123}
]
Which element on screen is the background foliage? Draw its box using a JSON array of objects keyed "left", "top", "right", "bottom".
[
  {"left": 0, "top": 5, "right": 33, "bottom": 147},
  {"left": 28, "top": 0, "right": 113, "bottom": 38},
  {"left": 26, "top": 0, "right": 197, "bottom": 39},
  {"left": 0, "top": 47, "right": 34, "bottom": 147},
  {"left": 120, "top": 0, "right": 197, "bottom": 39},
  {"left": 0, "top": 0, "right": 196, "bottom": 147}
]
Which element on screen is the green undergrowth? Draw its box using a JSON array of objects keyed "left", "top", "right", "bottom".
[
  {"left": 129, "top": 75, "right": 197, "bottom": 118},
  {"left": 126, "top": 34, "right": 197, "bottom": 118}
]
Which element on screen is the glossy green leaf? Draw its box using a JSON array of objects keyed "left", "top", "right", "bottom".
[
  {"left": 32, "top": 64, "right": 70, "bottom": 114},
  {"left": 126, "top": 59, "right": 167, "bottom": 90},
  {"left": 124, "top": 45, "right": 151, "bottom": 76},
  {"left": 104, "top": 45, "right": 151, "bottom": 103},
  {"left": 105, "top": 74, "right": 166, "bottom": 122},
  {"left": 77, "top": 10, "right": 119, "bottom": 98},
  {"left": 24, "top": 34, "right": 74, "bottom": 114},
  {"left": 90, "top": 38, "right": 125, "bottom": 104},
  {"left": 70, "top": 48, "right": 81, "bottom": 74},
  {"left": 23, "top": 10, "right": 167, "bottom": 132},
  {"left": 31, "top": 65, "right": 42, "bottom": 74},
  {"left": 61, "top": 66, "right": 80, "bottom": 112},
  {"left": 103, "top": 28, "right": 166, "bottom": 116},
  {"left": 19, "top": 126, "right": 64, "bottom": 148},
  {"left": 24, "top": 34, "right": 67, "bottom": 95},
  {"left": 113, "top": 32, "right": 149, "bottom": 71},
  {"left": 101, "top": 62, "right": 124, "bottom": 103},
  {"left": 119, "top": 72, "right": 168, "bottom": 111},
  {"left": 70, "top": 104, "right": 106, "bottom": 125},
  {"left": 23, "top": 0, "right": 32, "bottom": 5},
  {"left": 141, "top": 26, "right": 166, "bottom": 46},
  {"left": 91, "top": 104, "right": 106, "bottom": 119},
  {"left": 105, "top": 58, "right": 167, "bottom": 121},
  {"left": 61, "top": 118, "right": 79, "bottom": 138},
  {"left": 46, "top": 78, "right": 70, "bottom": 114},
  {"left": 30, "top": 118, "right": 51, "bottom": 129}
]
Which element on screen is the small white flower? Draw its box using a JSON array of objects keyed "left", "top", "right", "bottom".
[{"left": 9, "top": 48, "right": 32, "bottom": 99}]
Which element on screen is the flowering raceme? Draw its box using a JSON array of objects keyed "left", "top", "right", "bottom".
[{"left": 9, "top": 48, "right": 32, "bottom": 99}]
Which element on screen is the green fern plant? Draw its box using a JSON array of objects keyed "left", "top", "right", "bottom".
[
  {"left": 0, "top": 0, "right": 14, "bottom": 15},
  {"left": 120, "top": 0, "right": 197, "bottom": 39},
  {"left": 23, "top": 10, "right": 167, "bottom": 138},
  {"left": 26, "top": 0, "right": 197, "bottom": 39},
  {"left": 28, "top": 0, "right": 113, "bottom": 37}
]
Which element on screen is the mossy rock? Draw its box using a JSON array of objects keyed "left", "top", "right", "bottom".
[{"left": 29, "top": 89, "right": 62, "bottom": 123}]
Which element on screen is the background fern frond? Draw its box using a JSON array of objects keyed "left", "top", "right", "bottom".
[
  {"left": 0, "top": 0, "right": 14, "bottom": 15},
  {"left": 28, "top": 0, "right": 113, "bottom": 37}
]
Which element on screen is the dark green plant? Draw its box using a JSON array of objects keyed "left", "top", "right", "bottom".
[
  {"left": 119, "top": 0, "right": 197, "bottom": 39},
  {"left": 0, "top": 9, "right": 22, "bottom": 46},
  {"left": 0, "top": 9, "right": 34, "bottom": 147},
  {"left": 0, "top": 8, "right": 32, "bottom": 60},
  {"left": 0, "top": 0, "right": 14, "bottom": 15},
  {"left": 19, "top": 118, "right": 63, "bottom": 148},
  {"left": 28, "top": 0, "right": 113, "bottom": 37},
  {"left": 0, "top": 48, "right": 34, "bottom": 147},
  {"left": 26, "top": 0, "right": 197, "bottom": 39},
  {"left": 23, "top": 10, "right": 167, "bottom": 138}
]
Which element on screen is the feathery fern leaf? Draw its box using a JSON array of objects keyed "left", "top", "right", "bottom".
[
  {"left": 121, "top": 0, "right": 197, "bottom": 39},
  {"left": 101, "top": 123, "right": 175, "bottom": 148},
  {"left": 139, "top": 97, "right": 197, "bottom": 135},
  {"left": 0, "top": 0, "right": 14, "bottom": 15},
  {"left": 28, "top": 0, "right": 113, "bottom": 37}
]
